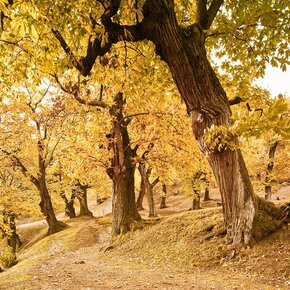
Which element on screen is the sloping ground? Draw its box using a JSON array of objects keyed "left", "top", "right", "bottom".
[
  {"left": 105, "top": 208, "right": 289, "bottom": 288},
  {"left": 0, "top": 205, "right": 289, "bottom": 290}
]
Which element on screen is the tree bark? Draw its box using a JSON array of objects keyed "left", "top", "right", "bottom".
[
  {"left": 265, "top": 141, "right": 279, "bottom": 201},
  {"left": 36, "top": 151, "right": 65, "bottom": 235},
  {"left": 191, "top": 190, "right": 201, "bottom": 210},
  {"left": 160, "top": 183, "right": 168, "bottom": 209},
  {"left": 136, "top": 144, "right": 155, "bottom": 210},
  {"left": 108, "top": 93, "right": 141, "bottom": 235},
  {"left": 146, "top": 171, "right": 159, "bottom": 218},
  {"left": 136, "top": 163, "right": 146, "bottom": 210},
  {"left": 37, "top": 178, "right": 62, "bottom": 235},
  {"left": 1, "top": 209, "right": 22, "bottom": 253},
  {"left": 74, "top": 181, "right": 93, "bottom": 217},
  {"left": 141, "top": 1, "right": 285, "bottom": 246}
]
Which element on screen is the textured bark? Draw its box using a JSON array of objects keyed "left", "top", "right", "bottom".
[
  {"left": 265, "top": 141, "right": 278, "bottom": 200},
  {"left": 108, "top": 93, "right": 141, "bottom": 235},
  {"left": 136, "top": 163, "right": 146, "bottom": 210},
  {"left": 36, "top": 152, "right": 64, "bottom": 235},
  {"left": 140, "top": 1, "right": 284, "bottom": 245}
]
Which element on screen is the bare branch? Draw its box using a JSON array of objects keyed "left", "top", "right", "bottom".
[
  {"left": 52, "top": 73, "right": 109, "bottom": 109},
  {"left": 229, "top": 96, "right": 243, "bottom": 106},
  {"left": 150, "top": 176, "right": 160, "bottom": 188}
]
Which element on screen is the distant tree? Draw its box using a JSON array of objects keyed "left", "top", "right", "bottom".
[
  {"left": 159, "top": 183, "right": 168, "bottom": 209},
  {"left": 0, "top": 83, "right": 67, "bottom": 235}
]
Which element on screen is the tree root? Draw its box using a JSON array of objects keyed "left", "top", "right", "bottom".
[{"left": 252, "top": 196, "right": 289, "bottom": 242}]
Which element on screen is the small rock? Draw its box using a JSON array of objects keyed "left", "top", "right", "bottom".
[{"left": 75, "top": 260, "right": 86, "bottom": 264}]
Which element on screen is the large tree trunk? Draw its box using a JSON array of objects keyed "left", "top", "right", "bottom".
[
  {"left": 142, "top": 1, "right": 285, "bottom": 246},
  {"left": 108, "top": 93, "right": 141, "bottom": 235},
  {"left": 265, "top": 141, "right": 279, "bottom": 200},
  {"left": 36, "top": 148, "right": 65, "bottom": 235},
  {"left": 37, "top": 178, "right": 62, "bottom": 235}
]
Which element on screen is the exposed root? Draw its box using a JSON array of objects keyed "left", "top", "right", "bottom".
[{"left": 252, "top": 196, "right": 288, "bottom": 241}]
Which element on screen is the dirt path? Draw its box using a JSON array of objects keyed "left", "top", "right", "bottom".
[
  {"left": 1, "top": 220, "right": 284, "bottom": 290},
  {"left": 1, "top": 187, "right": 289, "bottom": 290},
  {"left": 1, "top": 242, "right": 278, "bottom": 290}
]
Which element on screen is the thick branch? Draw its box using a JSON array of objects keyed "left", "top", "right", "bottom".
[
  {"left": 51, "top": 29, "right": 83, "bottom": 72},
  {"left": 1, "top": 150, "right": 39, "bottom": 186},
  {"left": 206, "top": 0, "right": 224, "bottom": 29},
  {"left": 229, "top": 96, "right": 243, "bottom": 106},
  {"left": 73, "top": 93, "right": 109, "bottom": 108},
  {"left": 53, "top": 0, "right": 145, "bottom": 76},
  {"left": 150, "top": 177, "right": 160, "bottom": 188},
  {"left": 196, "top": 0, "right": 207, "bottom": 27},
  {"left": 196, "top": 0, "right": 224, "bottom": 30},
  {"left": 52, "top": 73, "right": 108, "bottom": 108}
]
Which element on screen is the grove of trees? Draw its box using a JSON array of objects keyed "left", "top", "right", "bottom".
[{"left": 0, "top": 0, "right": 290, "bottom": 253}]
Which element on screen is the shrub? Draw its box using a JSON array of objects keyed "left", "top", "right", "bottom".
[{"left": 0, "top": 246, "right": 17, "bottom": 268}]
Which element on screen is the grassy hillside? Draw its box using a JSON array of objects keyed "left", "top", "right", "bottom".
[{"left": 0, "top": 204, "right": 289, "bottom": 289}]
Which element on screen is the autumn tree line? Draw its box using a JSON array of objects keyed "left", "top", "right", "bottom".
[{"left": 1, "top": 0, "right": 290, "bottom": 261}]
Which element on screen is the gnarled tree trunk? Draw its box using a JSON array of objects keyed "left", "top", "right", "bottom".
[
  {"left": 36, "top": 150, "right": 65, "bottom": 235},
  {"left": 142, "top": 1, "right": 285, "bottom": 246},
  {"left": 52, "top": 0, "right": 288, "bottom": 245},
  {"left": 107, "top": 93, "right": 141, "bottom": 235}
]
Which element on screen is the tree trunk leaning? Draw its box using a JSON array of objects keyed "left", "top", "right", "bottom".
[{"left": 142, "top": 2, "right": 286, "bottom": 246}]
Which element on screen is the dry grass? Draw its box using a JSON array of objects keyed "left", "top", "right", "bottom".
[
  {"left": 103, "top": 207, "right": 289, "bottom": 288},
  {"left": 1, "top": 191, "right": 289, "bottom": 289}
]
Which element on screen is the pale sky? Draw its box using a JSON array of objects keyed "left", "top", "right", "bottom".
[{"left": 255, "top": 65, "right": 290, "bottom": 97}]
